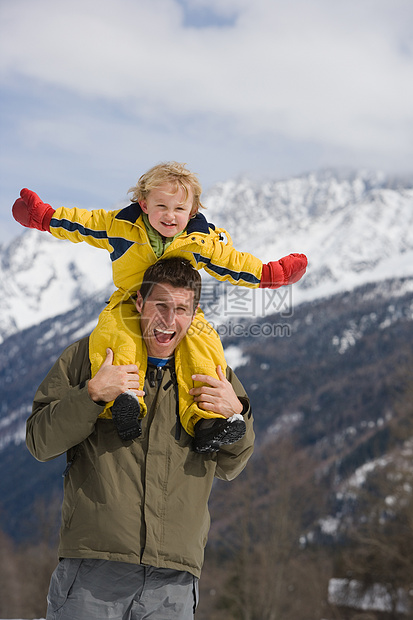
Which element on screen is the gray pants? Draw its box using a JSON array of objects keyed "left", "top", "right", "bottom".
[{"left": 46, "top": 558, "right": 199, "bottom": 619}]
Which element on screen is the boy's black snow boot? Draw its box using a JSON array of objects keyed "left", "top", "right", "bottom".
[
  {"left": 192, "top": 415, "right": 246, "bottom": 453},
  {"left": 112, "top": 391, "right": 142, "bottom": 441}
]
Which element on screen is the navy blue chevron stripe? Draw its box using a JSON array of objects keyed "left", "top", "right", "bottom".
[
  {"left": 108, "top": 238, "right": 135, "bottom": 261},
  {"left": 50, "top": 217, "right": 108, "bottom": 240},
  {"left": 50, "top": 217, "right": 134, "bottom": 262},
  {"left": 191, "top": 252, "right": 260, "bottom": 285},
  {"left": 115, "top": 203, "right": 142, "bottom": 223}
]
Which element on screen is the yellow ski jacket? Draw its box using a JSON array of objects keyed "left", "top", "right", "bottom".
[
  {"left": 49, "top": 203, "right": 264, "bottom": 294},
  {"left": 49, "top": 204, "right": 263, "bottom": 433}
]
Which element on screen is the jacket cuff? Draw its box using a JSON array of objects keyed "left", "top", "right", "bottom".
[
  {"left": 42, "top": 207, "right": 55, "bottom": 231},
  {"left": 238, "top": 396, "right": 251, "bottom": 418}
]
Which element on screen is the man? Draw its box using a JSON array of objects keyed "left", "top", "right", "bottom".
[{"left": 26, "top": 257, "right": 254, "bottom": 619}]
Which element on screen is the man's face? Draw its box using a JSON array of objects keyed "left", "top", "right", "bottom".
[
  {"left": 140, "top": 182, "right": 194, "bottom": 238},
  {"left": 136, "top": 283, "right": 196, "bottom": 358}
]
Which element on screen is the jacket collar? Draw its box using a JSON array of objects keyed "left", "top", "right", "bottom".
[{"left": 115, "top": 203, "right": 213, "bottom": 234}]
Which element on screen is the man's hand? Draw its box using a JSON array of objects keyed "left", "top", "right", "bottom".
[
  {"left": 189, "top": 365, "right": 243, "bottom": 418},
  {"left": 87, "top": 348, "right": 145, "bottom": 403}
]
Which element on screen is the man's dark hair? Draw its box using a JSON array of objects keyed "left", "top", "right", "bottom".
[{"left": 139, "top": 257, "right": 201, "bottom": 311}]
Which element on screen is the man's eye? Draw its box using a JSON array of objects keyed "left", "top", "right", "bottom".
[{"left": 175, "top": 307, "right": 187, "bottom": 315}]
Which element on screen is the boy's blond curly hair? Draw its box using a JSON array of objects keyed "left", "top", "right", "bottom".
[{"left": 129, "top": 162, "right": 204, "bottom": 215}]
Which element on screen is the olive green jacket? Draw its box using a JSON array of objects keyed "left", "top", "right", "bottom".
[{"left": 26, "top": 337, "right": 254, "bottom": 578}]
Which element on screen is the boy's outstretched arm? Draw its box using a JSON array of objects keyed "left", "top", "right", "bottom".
[
  {"left": 12, "top": 189, "right": 118, "bottom": 253},
  {"left": 203, "top": 227, "right": 307, "bottom": 289},
  {"left": 259, "top": 253, "right": 307, "bottom": 288},
  {"left": 12, "top": 189, "right": 55, "bottom": 232}
]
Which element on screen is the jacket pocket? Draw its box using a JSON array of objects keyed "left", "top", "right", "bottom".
[
  {"left": 47, "top": 558, "right": 82, "bottom": 613},
  {"left": 193, "top": 575, "right": 199, "bottom": 613}
]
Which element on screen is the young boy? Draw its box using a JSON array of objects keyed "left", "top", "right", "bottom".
[{"left": 12, "top": 162, "right": 307, "bottom": 452}]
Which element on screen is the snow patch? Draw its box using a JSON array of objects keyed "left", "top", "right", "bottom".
[
  {"left": 328, "top": 578, "right": 411, "bottom": 614},
  {"left": 224, "top": 345, "right": 249, "bottom": 369},
  {"left": 319, "top": 516, "right": 340, "bottom": 536}
]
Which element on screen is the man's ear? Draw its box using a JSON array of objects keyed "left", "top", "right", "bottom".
[
  {"left": 136, "top": 291, "right": 144, "bottom": 313},
  {"left": 191, "top": 303, "right": 200, "bottom": 320},
  {"left": 139, "top": 200, "right": 148, "bottom": 214}
]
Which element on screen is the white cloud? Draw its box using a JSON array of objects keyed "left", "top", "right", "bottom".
[{"left": 2, "top": 0, "right": 412, "bottom": 142}]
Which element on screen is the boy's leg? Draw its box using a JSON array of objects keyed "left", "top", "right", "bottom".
[
  {"left": 175, "top": 310, "right": 246, "bottom": 451},
  {"left": 89, "top": 296, "right": 147, "bottom": 439}
]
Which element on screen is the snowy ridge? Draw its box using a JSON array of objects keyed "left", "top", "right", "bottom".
[
  {"left": 203, "top": 169, "right": 413, "bottom": 306},
  {"left": 1, "top": 169, "right": 413, "bottom": 343},
  {"left": 0, "top": 230, "right": 112, "bottom": 343}
]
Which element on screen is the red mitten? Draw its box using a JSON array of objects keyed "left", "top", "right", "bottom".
[
  {"left": 259, "top": 253, "right": 308, "bottom": 289},
  {"left": 12, "top": 188, "right": 55, "bottom": 231}
]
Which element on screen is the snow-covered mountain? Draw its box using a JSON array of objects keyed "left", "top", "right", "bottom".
[
  {"left": 1, "top": 169, "right": 412, "bottom": 619},
  {"left": 203, "top": 168, "right": 413, "bottom": 302},
  {"left": 1, "top": 168, "right": 412, "bottom": 344},
  {"left": 0, "top": 229, "right": 113, "bottom": 343}
]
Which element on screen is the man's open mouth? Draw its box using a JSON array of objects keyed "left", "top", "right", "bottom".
[{"left": 154, "top": 328, "right": 175, "bottom": 344}]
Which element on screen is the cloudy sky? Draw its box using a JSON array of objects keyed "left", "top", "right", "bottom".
[{"left": 1, "top": 0, "right": 412, "bottom": 244}]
